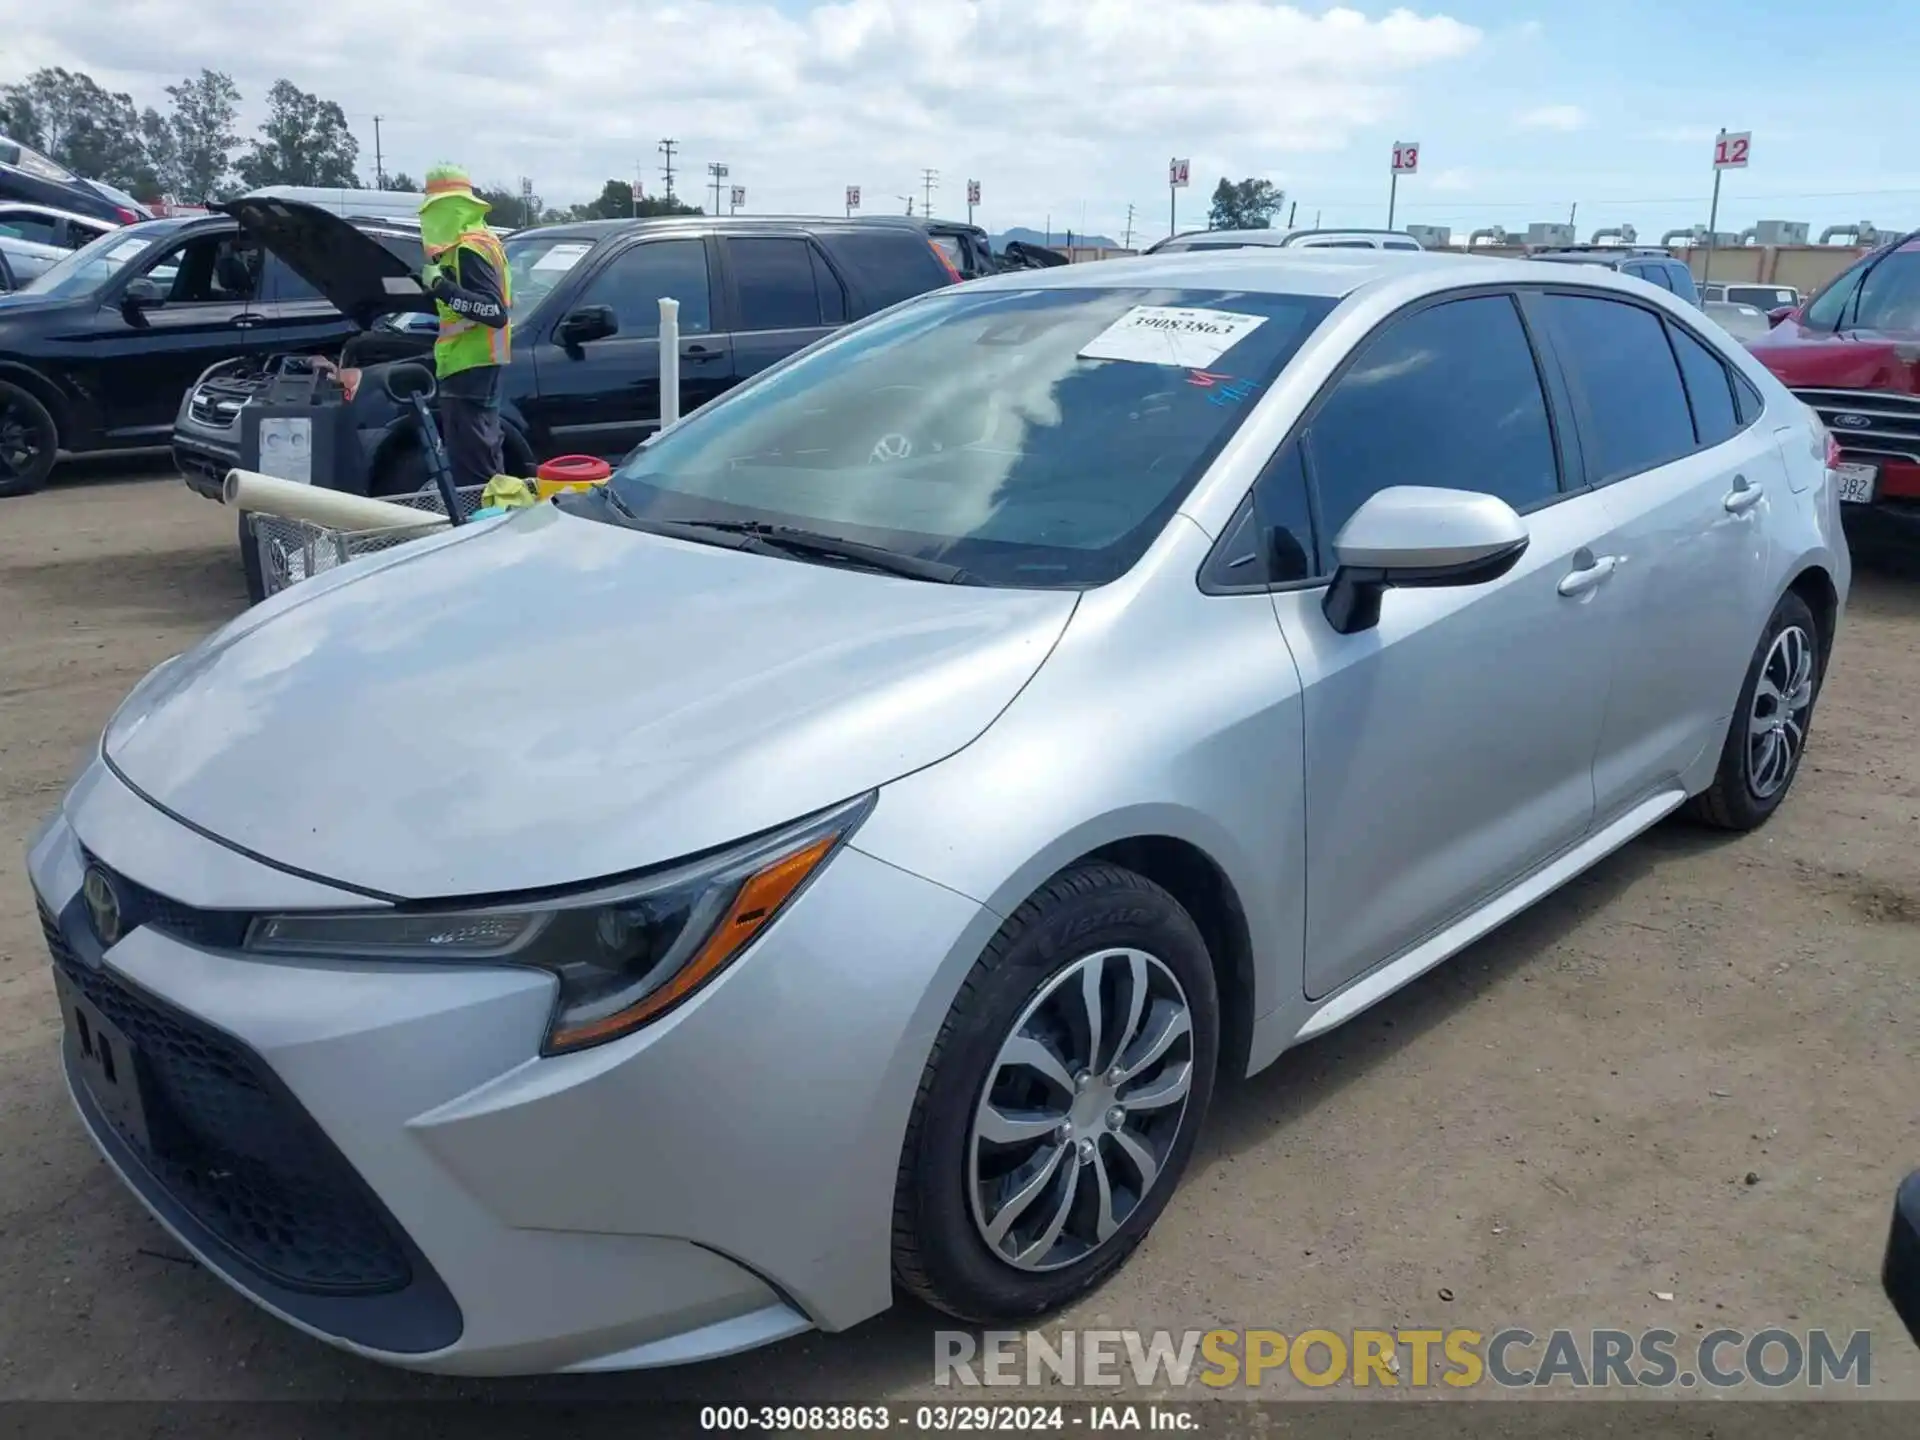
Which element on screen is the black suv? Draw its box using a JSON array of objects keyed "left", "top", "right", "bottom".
[
  {"left": 173, "top": 209, "right": 961, "bottom": 503},
  {"left": 0, "top": 206, "right": 422, "bottom": 496},
  {"left": 1527, "top": 246, "right": 1702, "bottom": 305}
]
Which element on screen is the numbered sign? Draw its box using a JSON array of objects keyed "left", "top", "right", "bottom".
[
  {"left": 730, "top": 186, "right": 746, "bottom": 208},
  {"left": 1391, "top": 141, "right": 1420, "bottom": 175},
  {"left": 846, "top": 185, "right": 861, "bottom": 209},
  {"left": 967, "top": 179, "right": 981, "bottom": 205},
  {"left": 1169, "top": 158, "right": 1190, "bottom": 188},
  {"left": 1713, "top": 131, "right": 1752, "bottom": 170}
]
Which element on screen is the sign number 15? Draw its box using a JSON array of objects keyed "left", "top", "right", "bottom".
[{"left": 1714, "top": 132, "right": 1751, "bottom": 169}]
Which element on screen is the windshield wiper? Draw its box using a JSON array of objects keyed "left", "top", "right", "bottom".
[{"left": 659, "top": 519, "right": 970, "bottom": 583}]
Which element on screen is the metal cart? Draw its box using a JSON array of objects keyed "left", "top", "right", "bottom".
[{"left": 247, "top": 484, "right": 491, "bottom": 600}]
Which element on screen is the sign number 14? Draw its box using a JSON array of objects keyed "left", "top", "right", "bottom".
[{"left": 1714, "top": 132, "right": 1751, "bottom": 169}]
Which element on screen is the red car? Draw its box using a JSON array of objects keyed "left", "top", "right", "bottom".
[{"left": 1747, "top": 232, "right": 1920, "bottom": 548}]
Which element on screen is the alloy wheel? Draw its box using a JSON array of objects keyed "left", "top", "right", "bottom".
[
  {"left": 967, "top": 947, "right": 1195, "bottom": 1273},
  {"left": 1747, "top": 623, "right": 1816, "bottom": 800}
]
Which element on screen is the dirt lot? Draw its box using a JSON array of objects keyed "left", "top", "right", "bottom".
[{"left": 0, "top": 465, "right": 1915, "bottom": 1403}]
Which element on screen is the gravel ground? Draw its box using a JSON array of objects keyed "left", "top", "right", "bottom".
[{"left": 0, "top": 465, "right": 1915, "bottom": 1404}]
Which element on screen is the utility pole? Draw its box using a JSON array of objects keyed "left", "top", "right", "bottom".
[
  {"left": 658, "top": 139, "right": 679, "bottom": 202},
  {"left": 1287, "top": 200, "right": 1297, "bottom": 228},
  {"left": 520, "top": 177, "right": 534, "bottom": 226},
  {"left": 1569, "top": 200, "right": 1578, "bottom": 227},
  {"left": 1122, "top": 203, "right": 1134, "bottom": 249},
  {"left": 921, "top": 168, "right": 938, "bottom": 219},
  {"left": 634, "top": 162, "right": 642, "bottom": 217},
  {"left": 708, "top": 162, "right": 729, "bottom": 217},
  {"left": 372, "top": 116, "right": 385, "bottom": 190}
]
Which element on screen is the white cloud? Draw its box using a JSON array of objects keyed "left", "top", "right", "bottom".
[
  {"left": 1429, "top": 167, "right": 1475, "bottom": 192},
  {"left": 0, "top": 0, "right": 1482, "bottom": 238},
  {"left": 1517, "top": 104, "right": 1586, "bottom": 132}
]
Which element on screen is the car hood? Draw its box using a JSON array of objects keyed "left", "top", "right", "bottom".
[
  {"left": 102, "top": 504, "right": 1076, "bottom": 899},
  {"left": 219, "top": 197, "right": 433, "bottom": 328},
  {"left": 1748, "top": 318, "right": 1920, "bottom": 393}
]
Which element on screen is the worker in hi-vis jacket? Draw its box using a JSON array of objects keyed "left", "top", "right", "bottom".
[{"left": 417, "top": 164, "right": 513, "bottom": 490}]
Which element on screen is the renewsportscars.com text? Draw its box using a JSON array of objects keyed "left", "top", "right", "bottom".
[{"left": 935, "top": 1327, "right": 1873, "bottom": 1390}]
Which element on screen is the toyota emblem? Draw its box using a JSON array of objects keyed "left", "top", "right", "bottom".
[
  {"left": 82, "top": 866, "right": 123, "bottom": 948},
  {"left": 1832, "top": 414, "right": 1872, "bottom": 429}
]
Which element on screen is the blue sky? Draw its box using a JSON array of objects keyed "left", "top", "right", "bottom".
[{"left": 3, "top": 0, "right": 1912, "bottom": 246}]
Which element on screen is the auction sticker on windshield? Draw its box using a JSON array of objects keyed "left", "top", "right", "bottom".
[
  {"left": 535, "top": 242, "right": 592, "bottom": 272},
  {"left": 1079, "top": 305, "right": 1268, "bottom": 369}
]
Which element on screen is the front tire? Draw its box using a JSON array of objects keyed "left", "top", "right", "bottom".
[
  {"left": 0, "top": 380, "right": 58, "bottom": 498},
  {"left": 1690, "top": 590, "right": 1823, "bottom": 831},
  {"left": 892, "top": 863, "right": 1218, "bottom": 1323}
]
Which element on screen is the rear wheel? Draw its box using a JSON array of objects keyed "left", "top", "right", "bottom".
[
  {"left": 0, "top": 380, "right": 58, "bottom": 498},
  {"left": 1690, "top": 590, "right": 1822, "bottom": 830}
]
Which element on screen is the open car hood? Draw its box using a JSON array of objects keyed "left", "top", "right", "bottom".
[{"left": 219, "top": 197, "right": 434, "bottom": 328}]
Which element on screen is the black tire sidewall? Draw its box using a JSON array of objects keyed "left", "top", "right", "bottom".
[
  {"left": 1721, "top": 590, "right": 1821, "bottom": 826},
  {"left": 238, "top": 510, "right": 267, "bottom": 606},
  {"left": 0, "top": 380, "right": 58, "bottom": 498},
  {"left": 900, "top": 866, "right": 1219, "bottom": 1320}
]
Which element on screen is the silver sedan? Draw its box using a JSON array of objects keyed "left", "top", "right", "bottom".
[{"left": 28, "top": 248, "right": 1847, "bottom": 1375}]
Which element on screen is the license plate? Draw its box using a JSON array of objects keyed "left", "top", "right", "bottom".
[
  {"left": 1834, "top": 461, "right": 1879, "bottom": 504},
  {"left": 53, "top": 971, "right": 154, "bottom": 1153}
]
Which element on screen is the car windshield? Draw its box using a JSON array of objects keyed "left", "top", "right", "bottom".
[
  {"left": 1727, "top": 285, "right": 1796, "bottom": 309},
  {"left": 505, "top": 232, "right": 594, "bottom": 315},
  {"left": 17, "top": 224, "right": 158, "bottom": 298},
  {"left": 606, "top": 284, "right": 1337, "bottom": 588}
]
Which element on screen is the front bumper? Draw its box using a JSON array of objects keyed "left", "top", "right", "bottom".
[{"left": 28, "top": 759, "right": 995, "bottom": 1374}]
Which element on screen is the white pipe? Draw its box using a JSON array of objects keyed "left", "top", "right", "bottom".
[
  {"left": 658, "top": 296, "right": 681, "bottom": 432},
  {"left": 222, "top": 469, "right": 450, "bottom": 534}
]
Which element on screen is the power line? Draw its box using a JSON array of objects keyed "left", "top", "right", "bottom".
[{"left": 659, "top": 138, "right": 678, "bottom": 201}]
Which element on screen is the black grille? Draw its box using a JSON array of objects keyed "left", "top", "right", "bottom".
[
  {"left": 79, "top": 853, "right": 250, "bottom": 949},
  {"left": 186, "top": 381, "right": 252, "bottom": 430},
  {"left": 42, "top": 903, "right": 413, "bottom": 1296},
  {"left": 1793, "top": 387, "right": 1920, "bottom": 464}
]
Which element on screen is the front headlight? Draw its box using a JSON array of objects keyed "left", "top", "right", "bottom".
[{"left": 245, "top": 794, "right": 873, "bottom": 1054}]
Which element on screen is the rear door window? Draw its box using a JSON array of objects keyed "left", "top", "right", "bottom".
[
  {"left": 1305, "top": 293, "right": 1560, "bottom": 558},
  {"left": 1667, "top": 323, "right": 1740, "bottom": 447},
  {"left": 819, "top": 229, "right": 947, "bottom": 312},
  {"left": 726, "top": 236, "right": 830, "bottom": 331},
  {"left": 1540, "top": 293, "right": 1697, "bottom": 483},
  {"left": 809, "top": 247, "right": 848, "bottom": 325},
  {"left": 0, "top": 212, "right": 60, "bottom": 245},
  {"left": 1662, "top": 262, "right": 1701, "bottom": 304},
  {"left": 262, "top": 254, "right": 323, "bottom": 304}
]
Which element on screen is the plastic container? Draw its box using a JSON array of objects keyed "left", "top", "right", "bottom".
[{"left": 534, "top": 454, "right": 613, "bottom": 501}]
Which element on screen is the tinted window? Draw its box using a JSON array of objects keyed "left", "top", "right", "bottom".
[
  {"left": 607, "top": 285, "right": 1335, "bottom": 588},
  {"left": 1668, "top": 323, "right": 1739, "bottom": 446},
  {"left": 1849, "top": 247, "right": 1920, "bottom": 331},
  {"left": 1309, "top": 240, "right": 1375, "bottom": 249},
  {"left": 142, "top": 232, "right": 261, "bottom": 304},
  {"left": 729, "top": 237, "right": 827, "bottom": 330},
  {"left": 577, "top": 239, "right": 712, "bottom": 336},
  {"left": 819, "top": 229, "right": 946, "bottom": 311},
  {"left": 1385, "top": 240, "right": 1421, "bottom": 251},
  {"left": 1542, "top": 294, "right": 1695, "bottom": 483},
  {"left": 1252, "top": 441, "right": 1316, "bottom": 582},
  {"left": 0, "top": 213, "right": 59, "bottom": 245},
  {"left": 1734, "top": 372, "right": 1764, "bottom": 424},
  {"left": 1728, "top": 285, "right": 1796, "bottom": 310},
  {"left": 1305, "top": 294, "right": 1559, "bottom": 550},
  {"left": 263, "top": 254, "right": 321, "bottom": 303},
  {"left": 809, "top": 247, "right": 847, "bottom": 324},
  {"left": 1663, "top": 262, "right": 1701, "bottom": 304},
  {"left": 1628, "top": 262, "right": 1673, "bottom": 292}
]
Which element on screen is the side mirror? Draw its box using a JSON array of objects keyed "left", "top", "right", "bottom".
[
  {"left": 122, "top": 276, "right": 166, "bottom": 311},
  {"left": 383, "top": 361, "right": 437, "bottom": 403},
  {"left": 1322, "top": 486, "right": 1530, "bottom": 636},
  {"left": 1766, "top": 305, "right": 1795, "bottom": 328},
  {"left": 559, "top": 304, "right": 617, "bottom": 346}
]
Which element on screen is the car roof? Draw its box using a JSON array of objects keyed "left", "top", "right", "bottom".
[
  {"left": 507, "top": 213, "right": 955, "bottom": 246},
  {"left": 957, "top": 247, "right": 1491, "bottom": 299},
  {"left": 0, "top": 200, "right": 113, "bottom": 226}
]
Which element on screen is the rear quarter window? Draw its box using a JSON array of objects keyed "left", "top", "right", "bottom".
[{"left": 819, "top": 230, "right": 950, "bottom": 314}]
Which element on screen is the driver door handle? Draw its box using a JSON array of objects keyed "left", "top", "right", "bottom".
[
  {"left": 682, "top": 344, "right": 722, "bottom": 364},
  {"left": 230, "top": 313, "right": 265, "bottom": 330},
  {"left": 1557, "top": 552, "right": 1621, "bottom": 597},
  {"left": 1723, "top": 474, "right": 1765, "bottom": 513}
]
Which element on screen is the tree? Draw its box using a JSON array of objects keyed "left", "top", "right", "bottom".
[
  {"left": 387, "top": 171, "right": 421, "bottom": 194},
  {"left": 162, "top": 70, "right": 241, "bottom": 201},
  {"left": 559, "top": 180, "right": 702, "bottom": 222},
  {"left": 0, "top": 68, "right": 149, "bottom": 189},
  {"left": 1207, "top": 177, "right": 1284, "bottom": 231},
  {"left": 236, "top": 79, "right": 360, "bottom": 189},
  {"left": 476, "top": 182, "right": 537, "bottom": 229}
]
